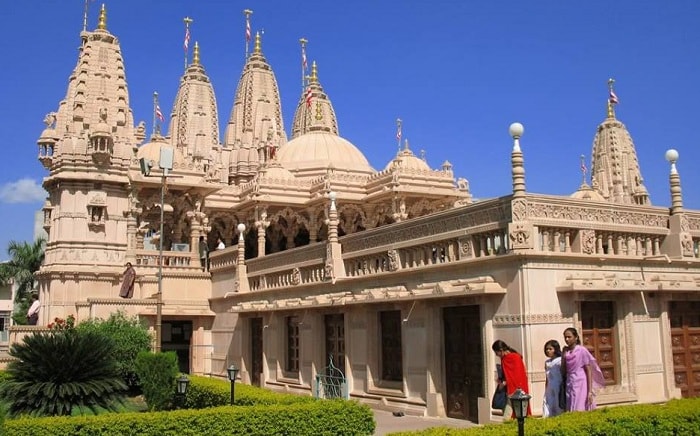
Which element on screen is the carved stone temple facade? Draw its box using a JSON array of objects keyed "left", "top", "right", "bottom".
[{"left": 19, "top": 5, "right": 700, "bottom": 423}]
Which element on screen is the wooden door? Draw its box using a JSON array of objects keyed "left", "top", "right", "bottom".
[
  {"left": 250, "top": 317, "right": 263, "bottom": 387},
  {"left": 581, "top": 301, "right": 617, "bottom": 385},
  {"left": 325, "top": 314, "right": 346, "bottom": 376},
  {"left": 670, "top": 301, "right": 700, "bottom": 397},
  {"left": 443, "top": 305, "right": 483, "bottom": 422}
]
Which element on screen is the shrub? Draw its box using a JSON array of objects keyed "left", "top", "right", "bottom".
[
  {"left": 0, "top": 329, "right": 127, "bottom": 417},
  {"left": 76, "top": 311, "right": 151, "bottom": 389},
  {"left": 134, "top": 351, "right": 179, "bottom": 411},
  {"left": 183, "top": 375, "right": 317, "bottom": 409},
  {"left": 3, "top": 399, "right": 376, "bottom": 436}
]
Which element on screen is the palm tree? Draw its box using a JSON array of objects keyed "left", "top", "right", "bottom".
[
  {"left": 0, "top": 238, "right": 45, "bottom": 324},
  {"left": 0, "top": 329, "right": 127, "bottom": 416}
]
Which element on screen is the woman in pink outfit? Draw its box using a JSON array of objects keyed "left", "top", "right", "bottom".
[{"left": 561, "top": 327, "right": 605, "bottom": 411}]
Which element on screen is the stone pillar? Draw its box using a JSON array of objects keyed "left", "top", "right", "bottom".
[
  {"left": 325, "top": 192, "right": 345, "bottom": 283},
  {"left": 236, "top": 223, "right": 250, "bottom": 292},
  {"left": 662, "top": 150, "right": 694, "bottom": 257},
  {"left": 254, "top": 207, "right": 269, "bottom": 257}
]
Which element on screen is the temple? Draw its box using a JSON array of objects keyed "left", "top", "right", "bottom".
[{"left": 15, "top": 4, "right": 700, "bottom": 422}]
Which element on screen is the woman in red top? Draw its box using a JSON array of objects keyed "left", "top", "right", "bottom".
[{"left": 492, "top": 340, "right": 531, "bottom": 419}]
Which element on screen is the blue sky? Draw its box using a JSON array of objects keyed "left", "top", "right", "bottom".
[{"left": 1, "top": 1, "right": 699, "bottom": 259}]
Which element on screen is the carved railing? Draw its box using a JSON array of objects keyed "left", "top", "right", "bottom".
[
  {"left": 208, "top": 194, "right": 691, "bottom": 291},
  {"left": 134, "top": 249, "right": 195, "bottom": 268}
]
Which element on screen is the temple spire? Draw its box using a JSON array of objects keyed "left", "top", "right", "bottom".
[{"left": 97, "top": 3, "right": 107, "bottom": 31}]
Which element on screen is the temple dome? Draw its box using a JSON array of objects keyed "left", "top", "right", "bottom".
[
  {"left": 570, "top": 183, "right": 606, "bottom": 201},
  {"left": 137, "top": 137, "right": 186, "bottom": 169},
  {"left": 259, "top": 161, "right": 294, "bottom": 180},
  {"left": 384, "top": 148, "right": 430, "bottom": 171},
  {"left": 277, "top": 131, "right": 372, "bottom": 173}
]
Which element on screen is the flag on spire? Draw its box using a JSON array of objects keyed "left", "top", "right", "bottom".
[
  {"left": 184, "top": 26, "right": 190, "bottom": 53},
  {"left": 245, "top": 14, "right": 252, "bottom": 42},
  {"left": 156, "top": 105, "right": 165, "bottom": 122},
  {"left": 302, "top": 44, "right": 308, "bottom": 71},
  {"left": 609, "top": 89, "right": 619, "bottom": 105},
  {"left": 305, "top": 87, "right": 313, "bottom": 108},
  {"left": 396, "top": 119, "right": 402, "bottom": 142}
]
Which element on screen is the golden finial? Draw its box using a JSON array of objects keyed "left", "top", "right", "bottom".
[
  {"left": 404, "top": 139, "right": 410, "bottom": 151},
  {"left": 97, "top": 4, "right": 107, "bottom": 31},
  {"left": 310, "top": 61, "right": 318, "bottom": 84},
  {"left": 193, "top": 42, "right": 200, "bottom": 66},
  {"left": 254, "top": 31, "right": 261, "bottom": 54}
]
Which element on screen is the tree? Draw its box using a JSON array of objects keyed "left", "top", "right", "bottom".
[
  {"left": 76, "top": 311, "right": 152, "bottom": 390},
  {"left": 0, "top": 327, "right": 127, "bottom": 417},
  {"left": 0, "top": 238, "right": 45, "bottom": 325}
]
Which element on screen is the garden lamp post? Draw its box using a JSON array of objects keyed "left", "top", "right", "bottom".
[
  {"left": 509, "top": 388, "right": 531, "bottom": 436},
  {"left": 176, "top": 374, "right": 190, "bottom": 396},
  {"left": 227, "top": 363, "right": 240, "bottom": 405}
]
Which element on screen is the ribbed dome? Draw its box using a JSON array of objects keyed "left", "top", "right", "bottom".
[
  {"left": 570, "top": 183, "right": 606, "bottom": 201},
  {"left": 137, "top": 138, "right": 186, "bottom": 168},
  {"left": 259, "top": 161, "right": 294, "bottom": 180},
  {"left": 277, "top": 131, "right": 372, "bottom": 173},
  {"left": 384, "top": 148, "right": 430, "bottom": 171}
]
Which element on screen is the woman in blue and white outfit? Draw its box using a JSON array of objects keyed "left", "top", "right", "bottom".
[{"left": 542, "top": 339, "right": 564, "bottom": 417}]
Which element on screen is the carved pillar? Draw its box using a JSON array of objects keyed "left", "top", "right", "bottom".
[
  {"left": 124, "top": 210, "right": 138, "bottom": 264},
  {"left": 255, "top": 207, "right": 269, "bottom": 258},
  {"left": 236, "top": 223, "right": 250, "bottom": 292},
  {"left": 325, "top": 192, "right": 345, "bottom": 283},
  {"left": 663, "top": 150, "right": 694, "bottom": 258},
  {"left": 509, "top": 122, "right": 526, "bottom": 197},
  {"left": 308, "top": 212, "right": 318, "bottom": 243}
]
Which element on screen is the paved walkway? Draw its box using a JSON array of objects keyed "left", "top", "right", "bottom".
[{"left": 372, "top": 410, "right": 479, "bottom": 435}]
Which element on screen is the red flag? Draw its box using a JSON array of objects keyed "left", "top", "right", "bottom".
[
  {"left": 305, "top": 87, "right": 312, "bottom": 108},
  {"left": 156, "top": 105, "right": 165, "bottom": 122},
  {"left": 396, "top": 123, "right": 402, "bottom": 142},
  {"left": 246, "top": 17, "right": 251, "bottom": 42},
  {"left": 184, "top": 26, "right": 190, "bottom": 53},
  {"left": 609, "top": 89, "right": 619, "bottom": 105},
  {"left": 581, "top": 160, "right": 588, "bottom": 174}
]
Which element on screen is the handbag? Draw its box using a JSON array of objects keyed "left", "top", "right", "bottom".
[
  {"left": 492, "top": 363, "right": 507, "bottom": 410},
  {"left": 492, "top": 385, "right": 507, "bottom": 410}
]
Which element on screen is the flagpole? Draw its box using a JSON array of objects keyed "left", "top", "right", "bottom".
[
  {"left": 83, "top": 0, "right": 91, "bottom": 32},
  {"left": 396, "top": 118, "right": 402, "bottom": 153},
  {"left": 244, "top": 9, "right": 253, "bottom": 60},
  {"left": 184, "top": 17, "right": 193, "bottom": 71},
  {"left": 153, "top": 92, "right": 159, "bottom": 137},
  {"left": 300, "top": 38, "right": 308, "bottom": 91},
  {"left": 580, "top": 154, "right": 587, "bottom": 185}
]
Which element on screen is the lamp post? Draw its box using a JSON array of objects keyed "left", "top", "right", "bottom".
[
  {"left": 155, "top": 170, "right": 165, "bottom": 353},
  {"left": 509, "top": 388, "right": 531, "bottom": 436},
  {"left": 227, "top": 364, "right": 240, "bottom": 405},
  {"left": 175, "top": 374, "right": 190, "bottom": 408}
]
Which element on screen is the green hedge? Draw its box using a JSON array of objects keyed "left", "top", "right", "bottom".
[
  {"left": 389, "top": 398, "right": 700, "bottom": 436},
  {"left": 183, "top": 375, "right": 316, "bottom": 409},
  {"left": 3, "top": 400, "right": 375, "bottom": 436}
]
